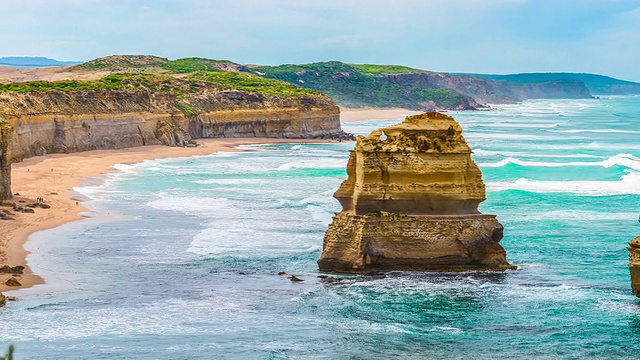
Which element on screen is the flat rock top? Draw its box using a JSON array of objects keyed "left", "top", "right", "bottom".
[
  {"left": 381, "top": 112, "right": 463, "bottom": 133},
  {"left": 357, "top": 111, "right": 470, "bottom": 154}
]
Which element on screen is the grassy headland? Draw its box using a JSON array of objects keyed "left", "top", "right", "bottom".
[{"left": 246, "top": 61, "right": 474, "bottom": 110}]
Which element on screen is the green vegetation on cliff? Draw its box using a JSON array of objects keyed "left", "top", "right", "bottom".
[
  {"left": 246, "top": 61, "right": 473, "bottom": 110},
  {"left": 347, "top": 63, "right": 424, "bottom": 76},
  {"left": 0, "top": 72, "right": 320, "bottom": 98},
  {"left": 161, "top": 58, "right": 240, "bottom": 73},
  {"left": 73, "top": 55, "right": 169, "bottom": 71},
  {"left": 187, "top": 71, "right": 320, "bottom": 97},
  {"left": 72, "top": 55, "right": 241, "bottom": 74}
]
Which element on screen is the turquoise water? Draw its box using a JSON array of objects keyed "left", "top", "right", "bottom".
[{"left": 2, "top": 96, "right": 640, "bottom": 359}]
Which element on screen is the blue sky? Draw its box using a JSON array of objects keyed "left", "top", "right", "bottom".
[{"left": 2, "top": 0, "right": 639, "bottom": 81}]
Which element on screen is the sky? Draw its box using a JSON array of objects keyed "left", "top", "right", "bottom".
[{"left": 1, "top": 0, "right": 639, "bottom": 81}]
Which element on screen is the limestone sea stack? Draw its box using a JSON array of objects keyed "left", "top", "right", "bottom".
[
  {"left": 318, "top": 112, "right": 516, "bottom": 273},
  {"left": 629, "top": 237, "right": 640, "bottom": 296}
]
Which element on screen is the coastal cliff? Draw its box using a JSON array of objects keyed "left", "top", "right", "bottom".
[
  {"left": 0, "top": 118, "right": 11, "bottom": 200},
  {"left": 0, "top": 74, "right": 344, "bottom": 162},
  {"left": 318, "top": 112, "right": 515, "bottom": 273},
  {"left": 630, "top": 237, "right": 640, "bottom": 296}
]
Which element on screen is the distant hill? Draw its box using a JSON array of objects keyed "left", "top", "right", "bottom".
[
  {"left": 70, "top": 55, "right": 242, "bottom": 73},
  {"left": 0, "top": 56, "right": 81, "bottom": 68},
  {"left": 245, "top": 62, "right": 479, "bottom": 110},
  {"left": 246, "top": 61, "right": 593, "bottom": 108},
  {"left": 460, "top": 72, "right": 640, "bottom": 95}
]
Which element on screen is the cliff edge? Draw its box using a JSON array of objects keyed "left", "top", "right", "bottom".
[{"left": 318, "top": 112, "right": 515, "bottom": 273}]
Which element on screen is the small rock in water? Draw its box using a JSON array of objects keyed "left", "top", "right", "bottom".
[
  {"left": 7, "top": 296, "right": 17, "bottom": 301},
  {"left": 278, "top": 271, "right": 287, "bottom": 276},
  {"left": 5, "top": 277, "right": 21, "bottom": 287},
  {"left": 289, "top": 275, "right": 304, "bottom": 282},
  {"left": 0, "top": 292, "right": 5, "bottom": 307},
  {"left": 317, "top": 275, "right": 329, "bottom": 279}
]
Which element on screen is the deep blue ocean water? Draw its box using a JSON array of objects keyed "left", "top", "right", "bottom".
[{"left": 2, "top": 96, "right": 640, "bottom": 359}]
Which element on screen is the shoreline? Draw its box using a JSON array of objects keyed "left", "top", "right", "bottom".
[
  {"left": 339, "top": 107, "right": 419, "bottom": 123},
  {"left": 0, "top": 137, "right": 343, "bottom": 293},
  {"left": 0, "top": 108, "right": 415, "bottom": 294}
]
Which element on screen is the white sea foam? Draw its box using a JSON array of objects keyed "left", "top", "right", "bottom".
[
  {"left": 147, "top": 195, "right": 233, "bottom": 216},
  {"left": 276, "top": 158, "right": 347, "bottom": 171},
  {"left": 478, "top": 153, "right": 640, "bottom": 170},
  {"left": 472, "top": 149, "right": 602, "bottom": 159},
  {"left": 187, "top": 225, "right": 318, "bottom": 256},
  {"left": 478, "top": 157, "right": 597, "bottom": 168},
  {"left": 487, "top": 171, "right": 640, "bottom": 195},
  {"left": 465, "top": 133, "right": 570, "bottom": 141},
  {"left": 601, "top": 153, "right": 640, "bottom": 171},
  {"left": 510, "top": 210, "right": 638, "bottom": 221},
  {"left": 465, "top": 122, "right": 561, "bottom": 129},
  {"left": 513, "top": 142, "right": 640, "bottom": 151},
  {"left": 193, "top": 178, "right": 264, "bottom": 185},
  {"left": 552, "top": 129, "right": 639, "bottom": 134}
]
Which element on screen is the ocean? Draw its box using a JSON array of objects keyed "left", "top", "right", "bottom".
[{"left": 2, "top": 96, "right": 640, "bottom": 359}]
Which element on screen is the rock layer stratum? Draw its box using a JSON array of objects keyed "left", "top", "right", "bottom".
[{"left": 318, "top": 112, "right": 516, "bottom": 273}]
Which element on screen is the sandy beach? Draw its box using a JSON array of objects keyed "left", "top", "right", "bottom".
[
  {"left": 0, "top": 137, "right": 344, "bottom": 293},
  {"left": 339, "top": 107, "right": 419, "bottom": 123}
]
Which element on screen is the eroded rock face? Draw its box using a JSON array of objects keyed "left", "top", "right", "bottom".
[
  {"left": 319, "top": 112, "right": 515, "bottom": 273},
  {"left": 630, "top": 237, "right": 640, "bottom": 297},
  {"left": 0, "top": 119, "right": 12, "bottom": 200},
  {"left": 0, "top": 90, "right": 345, "bottom": 162}
]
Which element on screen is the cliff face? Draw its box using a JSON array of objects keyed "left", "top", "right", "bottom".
[
  {"left": 630, "top": 237, "right": 640, "bottom": 297},
  {"left": 383, "top": 73, "right": 592, "bottom": 104},
  {"left": 0, "top": 119, "right": 11, "bottom": 200},
  {"left": 319, "top": 112, "right": 515, "bottom": 273},
  {"left": 0, "top": 89, "right": 342, "bottom": 162}
]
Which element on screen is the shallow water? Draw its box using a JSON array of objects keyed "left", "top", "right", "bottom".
[{"left": 2, "top": 96, "right": 640, "bottom": 359}]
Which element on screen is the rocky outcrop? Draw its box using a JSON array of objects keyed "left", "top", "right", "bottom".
[
  {"left": 318, "top": 112, "right": 515, "bottom": 273},
  {"left": 0, "top": 118, "right": 11, "bottom": 200},
  {"left": 0, "top": 292, "right": 6, "bottom": 307},
  {"left": 0, "top": 89, "right": 344, "bottom": 162},
  {"left": 4, "top": 277, "right": 21, "bottom": 287},
  {"left": 630, "top": 237, "right": 640, "bottom": 296}
]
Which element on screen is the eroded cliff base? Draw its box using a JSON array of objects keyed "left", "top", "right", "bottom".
[{"left": 319, "top": 212, "right": 515, "bottom": 273}]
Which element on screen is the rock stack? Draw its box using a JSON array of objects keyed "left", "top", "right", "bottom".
[
  {"left": 630, "top": 237, "right": 640, "bottom": 296},
  {"left": 318, "top": 112, "right": 516, "bottom": 273}
]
